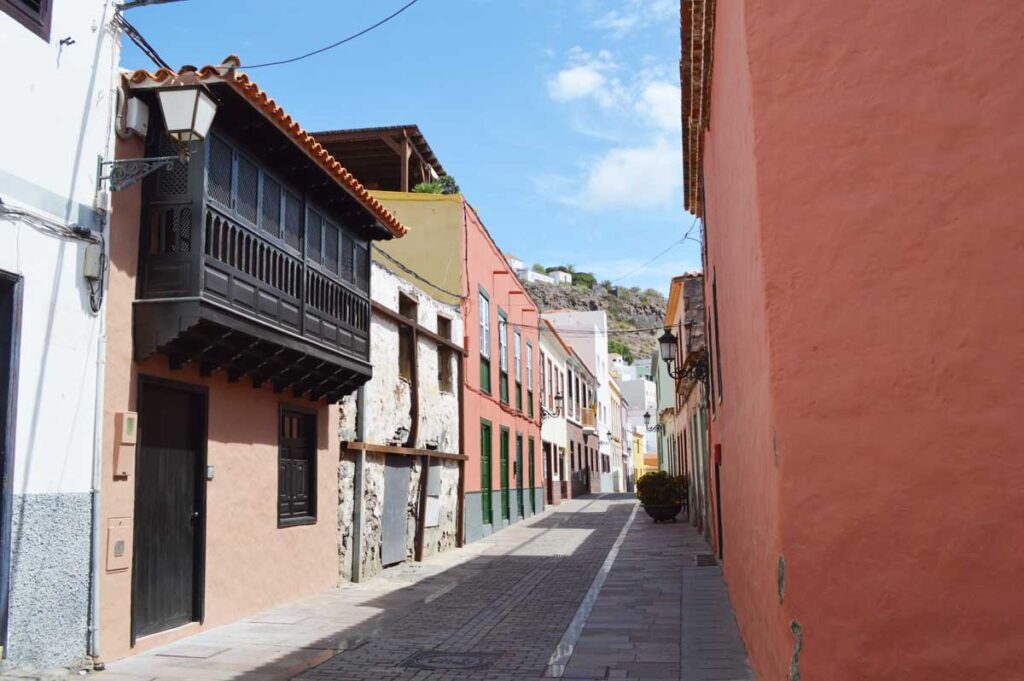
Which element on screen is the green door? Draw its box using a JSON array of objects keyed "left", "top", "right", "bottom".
[
  {"left": 516, "top": 434, "right": 524, "bottom": 519},
  {"left": 500, "top": 428, "right": 510, "bottom": 520},
  {"left": 528, "top": 438, "right": 536, "bottom": 513},
  {"left": 480, "top": 420, "right": 492, "bottom": 525}
]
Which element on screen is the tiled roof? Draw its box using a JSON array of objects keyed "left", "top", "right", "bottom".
[
  {"left": 127, "top": 56, "right": 408, "bottom": 238},
  {"left": 681, "top": 0, "right": 716, "bottom": 217}
]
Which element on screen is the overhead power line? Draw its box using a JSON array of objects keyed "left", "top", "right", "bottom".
[
  {"left": 608, "top": 215, "right": 701, "bottom": 285},
  {"left": 242, "top": 0, "right": 423, "bottom": 70}
]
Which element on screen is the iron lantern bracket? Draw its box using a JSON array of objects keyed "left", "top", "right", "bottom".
[{"left": 96, "top": 154, "right": 183, "bottom": 193}]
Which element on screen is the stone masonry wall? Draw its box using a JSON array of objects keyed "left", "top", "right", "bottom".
[{"left": 338, "top": 263, "right": 464, "bottom": 582}]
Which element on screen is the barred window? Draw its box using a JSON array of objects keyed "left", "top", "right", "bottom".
[
  {"left": 207, "top": 135, "right": 233, "bottom": 208},
  {"left": 260, "top": 176, "right": 282, "bottom": 237}
]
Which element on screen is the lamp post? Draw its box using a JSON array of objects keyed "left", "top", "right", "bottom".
[
  {"left": 643, "top": 411, "right": 665, "bottom": 434},
  {"left": 98, "top": 85, "right": 218, "bottom": 192},
  {"left": 659, "top": 327, "right": 709, "bottom": 383}
]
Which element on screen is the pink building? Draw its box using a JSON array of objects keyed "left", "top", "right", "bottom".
[
  {"left": 461, "top": 205, "right": 543, "bottom": 542},
  {"left": 683, "top": 1, "right": 1024, "bottom": 679}
]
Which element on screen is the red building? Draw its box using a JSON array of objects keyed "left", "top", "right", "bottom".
[{"left": 683, "top": 1, "right": 1024, "bottom": 679}]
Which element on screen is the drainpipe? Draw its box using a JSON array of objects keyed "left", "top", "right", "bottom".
[
  {"left": 350, "top": 386, "right": 367, "bottom": 583},
  {"left": 86, "top": 326, "right": 106, "bottom": 666}
]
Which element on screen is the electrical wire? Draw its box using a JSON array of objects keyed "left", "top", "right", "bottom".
[
  {"left": 373, "top": 245, "right": 462, "bottom": 300},
  {"left": 0, "top": 200, "right": 107, "bottom": 313},
  {"left": 607, "top": 214, "right": 701, "bottom": 285},
  {"left": 242, "top": 0, "right": 423, "bottom": 70},
  {"left": 113, "top": 12, "right": 171, "bottom": 70}
]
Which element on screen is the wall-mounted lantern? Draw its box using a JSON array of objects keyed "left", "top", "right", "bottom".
[
  {"left": 98, "top": 84, "right": 218, "bottom": 192},
  {"left": 643, "top": 411, "right": 666, "bottom": 434}
]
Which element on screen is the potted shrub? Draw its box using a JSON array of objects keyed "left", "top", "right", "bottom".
[{"left": 636, "top": 471, "right": 687, "bottom": 523}]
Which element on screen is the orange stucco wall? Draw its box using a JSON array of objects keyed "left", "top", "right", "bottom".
[
  {"left": 460, "top": 202, "right": 542, "bottom": 505},
  {"left": 706, "top": 1, "right": 1024, "bottom": 678},
  {"left": 99, "top": 136, "right": 340, "bottom": 662}
]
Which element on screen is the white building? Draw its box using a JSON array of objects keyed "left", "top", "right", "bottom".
[
  {"left": 0, "top": 0, "right": 120, "bottom": 666},
  {"left": 538, "top": 321, "right": 570, "bottom": 505},
  {"left": 542, "top": 310, "right": 613, "bottom": 492},
  {"left": 519, "top": 269, "right": 555, "bottom": 285},
  {"left": 621, "top": 377, "right": 658, "bottom": 454},
  {"left": 549, "top": 269, "right": 573, "bottom": 285}
]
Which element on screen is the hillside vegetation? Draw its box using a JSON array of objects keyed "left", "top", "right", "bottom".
[{"left": 523, "top": 280, "right": 666, "bottom": 363}]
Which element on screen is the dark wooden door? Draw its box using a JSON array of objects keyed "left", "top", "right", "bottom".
[
  {"left": 133, "top": 381, "right": 205, "bottom": 641},
  {"left": 500, "top": 429, "right": 510, "bottom": 520},
  {"left": 528, "top": 439, "right": 536, "bottom": 513},
  {"left": 515, "top": 435, "right": 524, "bottom": 518}
]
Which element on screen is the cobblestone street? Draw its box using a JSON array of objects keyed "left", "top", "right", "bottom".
[{"left": 66, "top": 496, "right": 751, "bottom": 681}]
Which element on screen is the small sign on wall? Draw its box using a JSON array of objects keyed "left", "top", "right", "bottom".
[{"left": 106, "top": 517, "right": 132, "bottom": 572}]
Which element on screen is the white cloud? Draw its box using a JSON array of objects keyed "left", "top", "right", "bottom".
[
  {"left": 575, "top": 137, "right": 681, "bottom": 209},
  {"left": 636, "top": 81, "right": 681, "bottom": 132},
  {"left": 546, "top": 48, "right": 625, "bottom": 108},
  {"left": 593, "top": 0, "right": 676, "bottom": 38}
]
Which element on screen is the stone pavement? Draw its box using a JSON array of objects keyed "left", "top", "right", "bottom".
[{"left": 15, "top": 495, "right": 750, "bottom": 681}]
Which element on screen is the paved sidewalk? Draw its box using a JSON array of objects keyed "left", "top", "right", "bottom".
[{"left": 10, "top": 495, "right": 750, "bottom": 681}]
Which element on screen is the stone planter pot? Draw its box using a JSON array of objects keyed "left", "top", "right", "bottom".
[{"left": 642, "top": 503, "right": 683, "bottom": 523}]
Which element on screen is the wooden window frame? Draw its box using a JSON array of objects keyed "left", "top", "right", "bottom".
[
  {"left": 277, "top": 405, "right": 318, "bottom": 528},
  {"left": 2, "top": 0, "right": 51, "bottom": 41},
  {"left": 437, "top": 315, "right": 453, "bottom": 394}
]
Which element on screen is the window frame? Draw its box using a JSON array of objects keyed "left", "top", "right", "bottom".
[
  {"left": 526, "top": 341, "right": 534, "bottom": 418},
  {"left": 498, "top": 309, "right": 509, "bottom": 404},
  {"left": 397, "top": 294, "right": 417, "bottom": 383},
  {"left": 478, "top": 289, "right": 491, "bottom": 394},
  {"left": 437, "top": 315, "right": 454, "bottom": 394},
  {"left": 2, "top": 0, "right": 52, "bottom": 41},
  {"left": 277, "top": 405, "right": 318, "bottom": 528}
]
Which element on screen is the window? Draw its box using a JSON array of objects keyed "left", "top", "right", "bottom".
[
  {"left": 498, "top": 310, "right": 509, "bottom": 404},
  {"left": 278, "top": 408, "right": 317, "bottom": 526},
  {"left": 398, "top": 294, "right": 417, "bottom": 382},
  {"left": 514, "top": 328, "right": 522, "bottom": 411},
  {"left": 526, "top": 342, "right": 534, "bottom": 418},
  {"left": 539, "top": 352, "right": 546, "bottom": 409},
  {"left": 3, "top": 0, "right": 52, "bottom": 41},
  {"left": 480, "top": 420, "right": 493, "bottom": 524},
  {"left": 437, "top": 316, "right": 453, "bottom": 393},
  {"left": 479, "top": 290, "right": 491, "bottom": 394}
]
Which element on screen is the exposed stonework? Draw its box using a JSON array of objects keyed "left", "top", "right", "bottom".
[
  {"left": 338, "top": 263, "right": 464, "bottom": 582},
  {"left": 337, "top": 451, "right": 387, "bottom": 582}
]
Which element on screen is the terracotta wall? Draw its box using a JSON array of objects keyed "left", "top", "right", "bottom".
[
  {"left": 701, "top": 0, "right": 787, "bottom": 674},
  {"left": 706, "top": 1, "right": 1024, "bottom": 678},
  {"left": 100, "top": 136, "right": 339, "bottom": 661},
  {"left": 460, "top": 201, "right": 541, "bottom": 507}
]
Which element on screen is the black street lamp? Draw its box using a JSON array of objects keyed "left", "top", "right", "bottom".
[{"left": 643, "top": 411, "right": 665, "bottom": 434}]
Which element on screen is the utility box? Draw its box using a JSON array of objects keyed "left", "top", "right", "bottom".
[
  {"left": 114, "top": 411, "right": 137, "bottom": 478},
  {"left": 106, "top": 517, "right": 132, "bottom": 572}
]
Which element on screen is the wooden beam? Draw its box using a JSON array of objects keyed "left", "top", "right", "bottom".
[{"left": 345, "top": 442, "right": 468, "bottom": 461}]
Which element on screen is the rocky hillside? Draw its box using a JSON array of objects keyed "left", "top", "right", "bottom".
[{"left": 524, "top": 281, "right": 666, "bottom": 363}]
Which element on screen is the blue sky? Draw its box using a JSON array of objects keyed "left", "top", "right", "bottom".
[{"left": 121, "top": 0, "right": 701, "bottom": 293}]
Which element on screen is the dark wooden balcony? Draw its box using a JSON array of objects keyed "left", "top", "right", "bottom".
[{"left": 133, "top": 130, "right": 377, "bottom": 402}]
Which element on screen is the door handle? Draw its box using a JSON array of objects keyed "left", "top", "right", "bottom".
[{"left": 188, "top": 511, "right": 200, "bottom": 529}]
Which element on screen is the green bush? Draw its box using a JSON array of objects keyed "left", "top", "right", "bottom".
[
  {"left": 412, "top": 175, "right": 460, "bottom": 195},
  {"left": 608, "top": 338, "right": 634, "bottom": 364},
  {"left": 636, "top": 471, "right": 686, "bottom": 506}
]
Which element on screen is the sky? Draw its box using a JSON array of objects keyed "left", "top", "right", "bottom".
[{"left": 121, "top": 0, "right": 701, "bottom": 293}]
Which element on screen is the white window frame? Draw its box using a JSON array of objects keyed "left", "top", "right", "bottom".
[
  {"left": 479, "top": 292, "right": 490, "bottom": 358},
  {"left": 498, "top": 315, "right": 508, "bottom": 372},
  {"left": 526, "top": 342, "right": 533, "bottom": 391},
  {"left": 514, "top": 329, "right": 522, "bottom": 383}
]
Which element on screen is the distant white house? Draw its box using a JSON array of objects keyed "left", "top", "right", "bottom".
[
  {"left": 505, "top": 253, "right": 525, "bottom": 272},
  {"left": 504, "top": 254, "right": 557, "bottom": 285},
  {"left": 550, "top": 269, "right": 573, "bottom": 285},
  {"left": 520, "top": 269, "right": 555, "bottom": 285}
]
